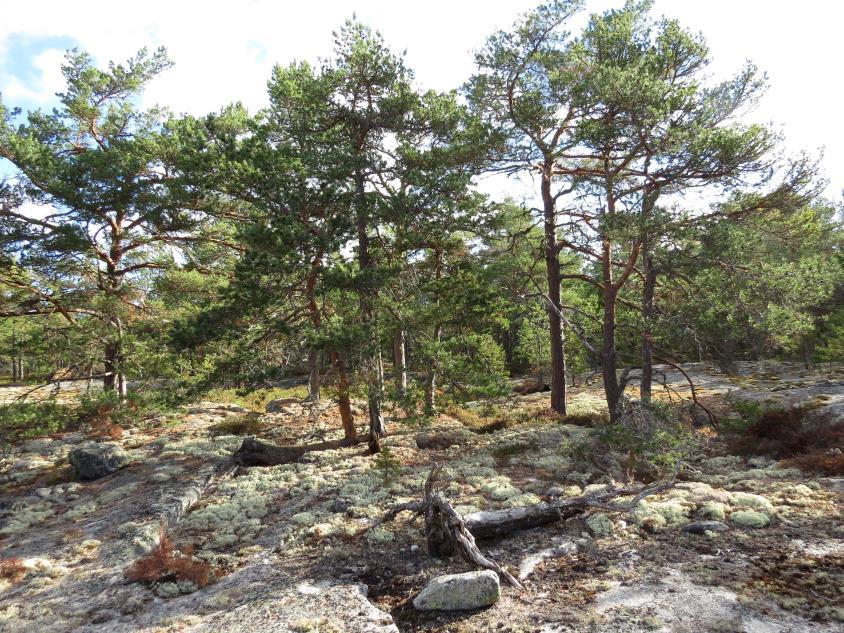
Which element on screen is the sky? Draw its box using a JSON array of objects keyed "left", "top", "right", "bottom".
[{"left": 1, "top": 0, "right": 842, "bottom": 203}]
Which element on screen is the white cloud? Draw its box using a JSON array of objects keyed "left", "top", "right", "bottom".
[{"left": 1, "top": 0, "right": 841, "bottom": 199}]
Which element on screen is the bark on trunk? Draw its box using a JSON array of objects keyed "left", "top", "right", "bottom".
[
  {"left": 393, "top": 329, "right": 407, "bottom": 399},
  {"left": 307, "top": 347, "right": 321, "bottom": 403},
  {"left": 330, "top": 350, "right": 357, "bottom": 441},
  {"left": 601, "top": 247, "right": 621, "bottom": 423},
  {"left": 424, "top": 323, "right": 442, "bottom": 417},
  {"left": 541, "top": 165, "right": 567, "bottom": 415},
  {"left": 640, "top": 240, "right": 657, "bottom": 403},
  {"left": 355, "top": 172, "right": 386, "bottom": 453}
]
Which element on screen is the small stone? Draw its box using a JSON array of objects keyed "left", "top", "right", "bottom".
[
  {"left": 290, "top": 512, "right": 316, "bottom": 526},
  {"left": 682, "top": 521, "right": 729, "bottom": 535},
  {"left": 330, "top": 498, "right": 352, "bottom": 513},
  {"left": 413, "top": 570, "right": 500, "bottom": 611},
  {"left": 68, "top": 443, "right": 129, "bottom": 480}
]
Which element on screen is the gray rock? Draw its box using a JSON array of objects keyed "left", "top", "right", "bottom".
[
  {"left": 682, "top": 520, "right": 729, "bottom": 535},
  {"left": 68, "top": 443, "right": 130, "bottom": 480},
  {"left": 265, "top": 397, "right": 302, "bottom": 413},
  {"left": 413, "top": 570, "right": 500, "bottom": 611},
  {"left": 330, "top": 497, "right": 353, "bottom": 513}
]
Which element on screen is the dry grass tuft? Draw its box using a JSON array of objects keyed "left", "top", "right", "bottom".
[
  {"left": 0, "top": 557, "right": 26, "bottom": 583},
  {"left": 124, "top": 531, "right": 213, "bottom": 588}
]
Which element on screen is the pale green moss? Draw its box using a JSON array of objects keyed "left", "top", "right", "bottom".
[
  {"left": 632, "top": 498, "right": 691, "bottom": 528},
  {"left": 729, "top": 492, "right": 774, "bottom": 515},
  {"left": 730, "top": 510, "right": 770, "bottom": 528},
  {"left": 0, "top": 501, "right": 55, "bottom": 536},
  {"left": 366, "top": 528, "right": 394, "bottom": 543},
  {"left": 504, "top": 493, "right": 542, "bottom": 508},
  {"left": 99, "top": 482, "right": 140, "bottom": 504},
  {"left": 480, "top": 478, "right": 521, "bottom": 500},
  {"left": 586, "top": 513, "right": 615, "bottom": 537},
  {"left": 64, "top": 500, "right": 97, "bottom": 519},
  {"left": 699, "top": 501, "right": 728, "bottom": 521}
]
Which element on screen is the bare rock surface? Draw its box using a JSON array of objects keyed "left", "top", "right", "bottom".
[{"left": 0, "top": 363, "right": 842, "bottom": 632}]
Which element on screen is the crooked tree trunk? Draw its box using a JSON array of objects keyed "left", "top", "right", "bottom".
[
  {"left": 394, "top": 329, "right": 407, "bottom": 399},
  {"left": 541, "top": 165, "right": 567, "bottom": 415}
]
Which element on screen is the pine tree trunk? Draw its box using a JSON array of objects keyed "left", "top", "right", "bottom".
[
  {"left": 640, "top": 241, "right": 657, "bottom": 403},
  {"left": 424, "top": 325, "right": 441, "bottom": 417},
  {"left": 330, "top": 350, "right": 357, "bottom": 442},
  {"left": 356, "top": 172, "right": 386, "bottom": 453},
  {"left": 601, "top": 237, "right": 621, "bottom": 423},
  {"left": 541, "top": 166, "right": 567, "bottom": 415},
  {"left": 394, "top": 329, "right": 407, "bottom": 398},
  {"left": 307, "top": 347, "right": 321, "bottom": 403}
]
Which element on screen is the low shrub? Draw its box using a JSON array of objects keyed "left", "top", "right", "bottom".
[
  {"left": 728, "top": 406, "right": 844, "bottom": 475},
  {"left": 0, "top": 401, "right": 78, "bottom": 443},
  {"left": 205, "top": 386, "right": 312, "bottom": 412},
  {"left": 373, "top": 445, "right": 402, "bottom": 484}
]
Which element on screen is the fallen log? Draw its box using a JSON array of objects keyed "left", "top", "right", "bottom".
[
  {"left": 156, "top": 459, "right": 239, "bottom": 529},
  {"left": 232, "top": 436, "right": 362, "bottom": 466},
  {"left": 377, "top": 465, "right": 679, "bottom": 589},
  {"left": 423, "top": 466, "right": 524, "bottom": 589}
]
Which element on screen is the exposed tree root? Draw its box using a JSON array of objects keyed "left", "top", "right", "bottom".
[{"left": 231, "top": 436, "right": 362, "bottom": 466}]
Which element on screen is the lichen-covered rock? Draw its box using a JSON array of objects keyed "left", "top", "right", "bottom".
[
  {"left": 413, "top": 570, "right": 500, "bottom": 611},
  {"left": 68, "top": 442, "right": 129, "bottom": 480},
  {"left": 730, "top": 510, "right": 770, "bottom": 528}
]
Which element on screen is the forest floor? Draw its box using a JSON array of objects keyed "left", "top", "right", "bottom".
[{"left": 0, "top": 361, "right": 842, "bottom": 632}]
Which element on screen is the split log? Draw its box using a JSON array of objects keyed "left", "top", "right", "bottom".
[{"left": 232, "top": 436, "right": 361, "bottom": 467}]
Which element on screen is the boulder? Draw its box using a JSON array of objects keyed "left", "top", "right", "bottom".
[
  {"left": 413, "top": 570, "right": 500, "bottom": 611},
  {"left": 68, "top": 443, "right": 130, "bottom": 480}
]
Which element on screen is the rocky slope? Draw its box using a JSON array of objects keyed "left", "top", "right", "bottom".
[{"left": 0, "top": 362, "right": 842, "bottom": 632}]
